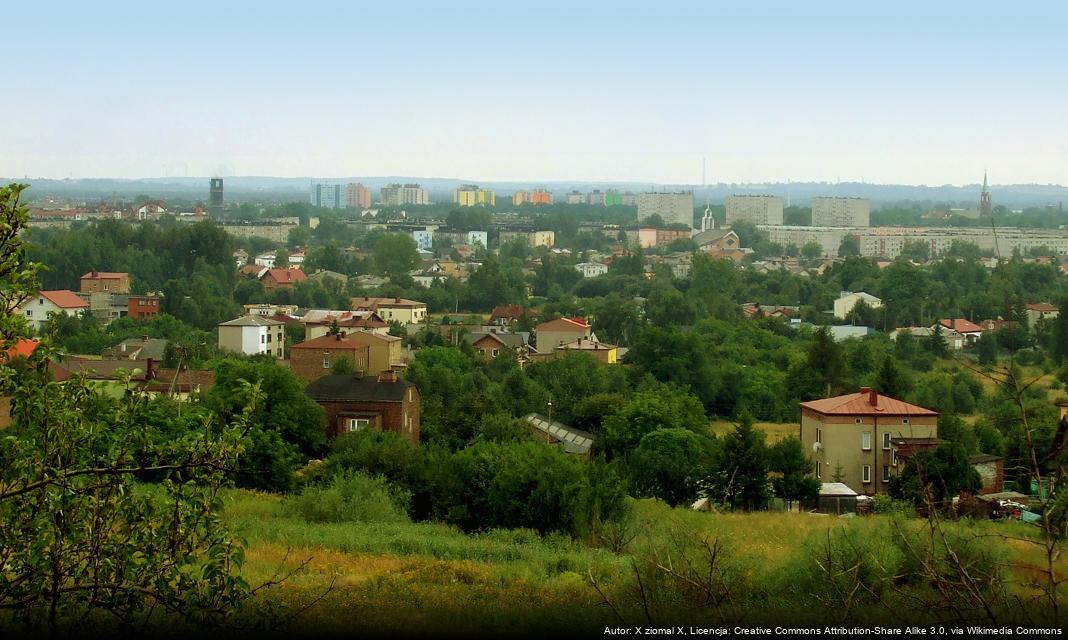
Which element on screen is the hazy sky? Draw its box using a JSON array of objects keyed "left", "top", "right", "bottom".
[{"left": 3, "top": 1, "right": 1066, "bottom": 185}]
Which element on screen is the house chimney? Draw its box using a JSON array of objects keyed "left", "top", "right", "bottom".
[
  {"left": 146, "top": 358, "right": 154, "bottom": 380},
  {"left": 394, "top": 297, "right": 401, "bottom": 304},
  {"left": 377, "top": 369, "right": 398, "bottom": 383},
  {"left": 868, "top": 388, "right": 878, "bottom": 406}
]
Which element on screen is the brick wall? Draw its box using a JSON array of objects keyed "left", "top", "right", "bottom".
[
  {"left": 318, "top": 391, "right": 420, "bottom": 445},
  {"left": 291, "top": 345, "right": 369, "bottom": 382}
]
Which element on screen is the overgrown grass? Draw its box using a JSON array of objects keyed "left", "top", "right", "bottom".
[{"left": 223, "top": 490, "right": 1066, "bottom": 634}]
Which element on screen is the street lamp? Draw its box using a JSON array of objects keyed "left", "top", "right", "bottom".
[{"left": 546, "top": 400, "right": 553, "bottom": 443}]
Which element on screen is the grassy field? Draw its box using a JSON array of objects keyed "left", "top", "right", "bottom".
[
  {"left": 222, "top": 489, "right": 1066, "bottom": 634},
  {"left": 710, "top": 419, "right": 797, "bottom": 443}
]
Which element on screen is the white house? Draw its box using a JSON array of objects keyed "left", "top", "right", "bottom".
[
  {"left": 574, "top": 262, "right": 609, "bottom": 278},
  {"left": 217, "top": 315, "right": 286, "bottom": 359},
  {"left": 254, "top": 252, "right": 277, "bottom": 268},
  {"left": 18, "top": 290, "right": 89, "bottom": 331},
  {"left": 833, "top": 291, "right": 882, "bottom": 319},
  {"left": 467, "top": 231, "right": 488, "bottom": 249},
  {"left": 412, "top": 230, "right": 434, "bottom": 251}
]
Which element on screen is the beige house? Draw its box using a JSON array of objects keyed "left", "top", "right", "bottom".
[
  {"left": 1026, "top": 303, "right": 1059, "bottom": 328},
  {"left": 350, "top": 297, "right": 428, "bottom": 324},
  {"left": 217, "top": 315, "right": 286, "bottom": 358},
  {"left": 535, "top": 317, "right": 594, "bottom": 352},
  {"left": 800, "top": 388, "right": 938, "bottom": 495}
]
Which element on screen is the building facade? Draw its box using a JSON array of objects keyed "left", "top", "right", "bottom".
[
  {"left": 18, "top": 290, "right": 89, "bottom": 331},
  {"left": 637, "top": 191, "right": 694, "bottom": 228},
  {"left": 811, "top": 197, "right": 870, "bottom": 227},
  {"left": 127, "top": 295, "right": 162, "bottom": 320},
  {"left": 453, "top": 185, "right": 495, "bottom": 207},
  {"left": 305, "top": 372, "right": 420, "bottom": 444},
  {"left": 80, "top": 271, "right": 130, "bottom": 294},
  {"left": 512, "top": 189, "right": 552, "bottom": 206},
  {"left": 217, "top": 315, "right": 285, "bottom": 358},
  {"left": 726, "top": 195, "right": 785, "bottom": 226},
  {"left": 800, "top": 389, "right": 938, "bottom": 495},
  {"left": 346, "top": 183, "right": 372, "bottom": 209},
  {"left": 380, "top": 183, "right": 429, "bottom": 206},
  {"left": 350, "top": 296, "right": 428, "bottom": 324},
  {"left": 310, "top": 183, "right": 344, "bottom": 209}
]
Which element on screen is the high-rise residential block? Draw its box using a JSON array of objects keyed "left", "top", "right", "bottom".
[
  {"left": 587, "top": 190, "right": 606, "bottom": 206},
  {"left": 346, "top": 183, "right": 372, "bottom": 209},
  {"left": 209, "top": 178, "right": 224, "bottom": 216},
  {"left": 811, "top": 197, "right": 870, "bottom": 227},
  {"left": 454, "top": 184, "right": 495, "bottom": 207},
  {"left": 513, "top": 189, "right": 552, "bottom": 206},
  {"left": 380, "top": 183, "right": 429, "bottom": 206},
  {"left": 637, "top": 191, "right": 695, "bottom": 228},
  {"left": 310, "top": 182, "right": 344, "bottom": 209},
  {"left": 726, "top": 195, "right": 785, "bottom": 226}
]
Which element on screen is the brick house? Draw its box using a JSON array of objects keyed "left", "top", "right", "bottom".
[
  {"left": 800, "top": 388, "right": 939, "bottom": 495},
  {"left": 260, "top": 268, "right": 307, "bottom": 293},
  {"left": 80, "top": 271, "right": 130, "bottom": 294},
  {"left": 290, "top": 333, "right": 371, "bottom": 382},
  {"left": 127, "top": 294, "right": 161, "bottom": 320},
  {"left": 305, "top": 371, "right": 420, "bottom": 444}
]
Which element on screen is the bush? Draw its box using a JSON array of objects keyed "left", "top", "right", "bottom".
[
  {"left": 285, "top": 471, "right": 411, "bottom": 524},
  {"left": 323, "top": 430, "right": 421, "bottom": 486}
]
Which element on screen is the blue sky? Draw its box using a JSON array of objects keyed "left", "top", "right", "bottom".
[{"left": 3, "top": 1, "right": 1066, "bottom": 184}]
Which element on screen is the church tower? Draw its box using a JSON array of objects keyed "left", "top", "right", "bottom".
[{"left": 979, "top": 171, "right": 993, "bottom": 217}]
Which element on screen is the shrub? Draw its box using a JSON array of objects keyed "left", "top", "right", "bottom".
[
  {"left": 323, "top": 430, "right": 421, "bottom": 486},
  {"left": 285, "top": 471, "right": 411, "bottom": 524}
]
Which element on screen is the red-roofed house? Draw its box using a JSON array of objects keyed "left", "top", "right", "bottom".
[
  {"left": 535, "top": 317, "right": 595, "bottom": 352},
  {"left": 260, "top": 268, "right": 307, "bottom": 293},
  {"left": 3, "top": 339, "right": 39, "bottom": 362},
  {"left": 800, "top": 388, "right": 938, "bottom": 496},
  {"left": 938, "top": 318, "right": 983, "bottom": 345},
  {"left": 80, "top": 271, "right": 130, "bottom": 294},
  {"left": 489, "top": 305, "right": 530, "bottom": 326},
  {"left": 17, "top": 290, "right": 89, "bottom": 331}
]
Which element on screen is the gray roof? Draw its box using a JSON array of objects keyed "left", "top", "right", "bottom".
[
  {"left": 218, "top": 314, "right": 285, "bottom": 327},
  {"left": 465, "top": 331, "right": 529, "bottom": 349},
  {"left": 819, "top": 482, "right": 858, "bottom": 497},
  {"left": 305, "top": 374, "right": 413, "bottom": 403},
  {"left": 106, "top": 337, "right": 168, "bottom": 360},
  {"left": 523, "top": 413, "right": 595, "bottom": 455}
]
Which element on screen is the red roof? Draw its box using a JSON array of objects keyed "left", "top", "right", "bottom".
[
  {"left": 262, "top": 268, "right": 307, "bottom": 284},
  {"left": 40, "top": 290, "right": 89, "bottom": 309},
  {"left": 80, "top": 271, "right": 127, "bottom": 280},
  {"left": 489, "top": 305, "right": 525, "bottom": 322},
  {"left": 3, "top": 339, "right": 39, "bottom": 361},
  {"left": 939, "top": 318, "right": 982, "bottom": 334},
  {"left": 536, "top": 317, "right": 591, "bottom": 332},
  {"left": 801, "top": 389, "right": 938, "bottom": 417}
]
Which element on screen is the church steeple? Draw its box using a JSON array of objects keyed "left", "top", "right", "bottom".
[{"left": 979, "top": 170, "right": 992, "bottom": 216}]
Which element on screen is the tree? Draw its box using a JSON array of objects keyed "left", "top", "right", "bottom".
[
  {"left": 1051, "top": 297, "right": 1068, "bottom": 364},
  {"left": 0, "top": 183, "right": 267, "bottom": 630},
  {"left": 602, "top": 386, "right": 709, "bottom": 458},
  {"left": 976, "top": 331, "right": 998, "bottom": 365},
  {"left": 707, "top": 414, "right": 770, "bottom": 511},
  {"left": 838, "top": 235, "right": 860, "bottom": 257},
  {"left": 628, "top": 428, "right": 715, "bottom": 507},
  {"left": 801, "top": 241, "right": 823, "bottom": 261},
  {"left": 926, "top": 324, "right": 949, "bottom": 359},
  {"left": 875, "top": 356, "right": 907, "bottom": 399},
  {"left": 768, "top": 436, "right": 820, "bottom": 504},
  {"left": 372, "top": 233, "right": 419, "bottom": 278},
  {"left": 804, "top": 327, "right": 846, "bottom": 398},
  {"left": 889, "top": 443, "right": 982, "bottom": 508}
]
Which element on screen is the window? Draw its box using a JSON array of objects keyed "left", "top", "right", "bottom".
[
  {"left": 862, "top": 465, "right": 871, "bottom": 483},
  {"left": 883, "top": 432, "right": 891, "bottom": 450},
  {"left": 854, "top": 418, "right": 862, "bottom": 424},
  {"left": 322, "top": 354, "right": 330, "bottom": 368},
  {"left": 902, "top": 418, "right": 909, "bottom": 424},
  {"left": 478, "top": 349, "right": 485, "bottom": 356},
  {"left": 862, "top": 432, "right": 872, "bottom": 450},
  {"left": 816, "top": 428, "right": 822, "bottom": 444},
  {"left": 38, "top": 298, "right": 44, "bottom": 305},
  {"left": 816, "top": 461, "right": 822, "bottom": 478},
  {"left": 347, "top": 418, "right": 369, "bottom": 432},
  {"left": 25, "top": 310, "right": 32, "bottom": 318},
  {"left": 892, "top": 451, "right": 897, "bottom": 466},
  {"left": 882, "top": 465, "right": 890, "bottom": 482},
  {"left": 261, "top": 335, "right": 266, "bottom": 344},
  {"left": 491, "top": 349, "right": 500, "bottom": 358},
  {"left": 267, "top": 333, "right": 272, "bottom": 343}
]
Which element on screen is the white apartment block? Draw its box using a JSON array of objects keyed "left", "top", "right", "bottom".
[
  {"left": 637, "top": 192, "right": 694, "bottom": 228},
  {"left": 811, "top": 197, "right": 870, "bottom": 227},
  {"left": 759, "top": 225, "right": 852, "bottom": 258},
  {"left": 726, "top": 195, "right": 784, "bottom": 226},
  {"left": 310, "top": 183, "right": 344, "bottom": 209}
]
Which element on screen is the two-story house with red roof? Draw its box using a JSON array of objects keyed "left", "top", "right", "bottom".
[{"left": 800, "top": 388, "right": 939, "bottom": 495}]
